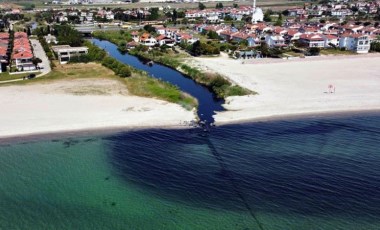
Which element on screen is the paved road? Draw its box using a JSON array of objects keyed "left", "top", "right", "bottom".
[
  {"left": 0, "top": 39, "right": 52, "bottom": 84},
  {"left": 30, "top": 39, "right": 51, "bottom": 76}
]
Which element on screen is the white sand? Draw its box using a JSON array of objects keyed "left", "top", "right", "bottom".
[
  {"left": 0, "top": 79, "right": 196, "bottom": 138},
  {"left": 190, "top": 54, "right": 380, "bottom": 124}
]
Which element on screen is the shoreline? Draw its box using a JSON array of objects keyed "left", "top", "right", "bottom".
[
  {"left": 188, "top": 54, "right": 380, "bottom": 125},
  {"left": 0, "top": 123, "right": 193, "bottom": 145},
  {"left": 1, "top": 109, "right": 379, "bottom": 145}
]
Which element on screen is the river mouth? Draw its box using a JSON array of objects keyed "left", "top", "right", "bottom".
[
  {"left": 1, "top": 113, "right": 380, "bottom": 229},
  {"left": 92, "top": 39, "right": 225, "bottom": 123}
]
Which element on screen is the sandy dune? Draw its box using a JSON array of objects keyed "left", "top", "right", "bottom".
[
  {"left": 190, "top": 54, "right": 380, "bottom": 123},
  {"left": 0, "top": 79, "right": 196, "bottom": 138}
]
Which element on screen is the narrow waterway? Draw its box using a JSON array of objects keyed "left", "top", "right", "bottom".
[{"left": 92, "top": 39, "right": 224, "bottom": 122}]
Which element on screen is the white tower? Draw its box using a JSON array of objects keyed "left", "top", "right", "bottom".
[{"left": 251, "top": 0, "right": 264, "bottom": 24}]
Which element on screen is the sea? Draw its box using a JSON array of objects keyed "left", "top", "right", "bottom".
[{"left": 1, "top": 112, "right": 380, "bottom": 229}]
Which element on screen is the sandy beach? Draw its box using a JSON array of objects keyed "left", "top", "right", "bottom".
[
  {"left": 189, "top": 54, "right": 380, "bottom": 124},
  {"left": 0, "top": 79, "right": 196, "bottom": 138}
]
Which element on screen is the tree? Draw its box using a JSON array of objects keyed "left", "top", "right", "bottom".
[
  {"left": 370, "top": 37, "right": 380, "bottom": 52},
  {"left": 198, "top": 2, "right": 206, "bottom": 10},
  {"left": 144, "top": 25, "right": 156, "bottom": 33},
  {"left": 207, "top": 30, "right": 220, "bottom": 40},
  {"left": 351, "top": 6, "right": 359, "bottom": 19},
  {"left": 308, "top": 47, "right": 320, "bottom": 56},
  {"left": 233, "top": 3, "right": 238, "bottom": 8},
  {"left": 54, "top": 24, "right": 83, "bottom": 46},
  {"left": 274, "top": 13, "right": 283, "bottom": 26},
  {"left": 32, "top": 57, "right": 42, "bottom": 66},
  {"left": 264, "top": 10, "right": 272, "bottom": 22},
  {"left": 282, "top": 10, "right": 290, "bottom": 16},
  {"left": 148, "top": 8, "right": 159, "bottom": 20},
  {"left": 172, "top": 9, "right": 178, "bottom": 23},
  {"left": 216, "top": 3, "right": 223, "bottom": 9},
  {"left": 26, "top": 27, "right": 32, "bottom": 36},
  {"left": 118, "top": 66, "right": 131, "bottom": 78}
]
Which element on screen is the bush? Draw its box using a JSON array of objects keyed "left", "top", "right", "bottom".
[{"left": 308, "top": 47, "right": 321, "bottom": 56}]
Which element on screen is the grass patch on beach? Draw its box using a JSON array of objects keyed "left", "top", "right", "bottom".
[{"left": 124, "top": 72, "right": 197, "bottom": 110}]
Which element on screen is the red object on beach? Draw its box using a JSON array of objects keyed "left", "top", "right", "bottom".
[{"left": 328, "top": 84, "right": 334, "bottom": 93}]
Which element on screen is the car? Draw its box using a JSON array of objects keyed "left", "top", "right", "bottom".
[{"left": 27, "top": 74, "right": 36, "bottom": 79}]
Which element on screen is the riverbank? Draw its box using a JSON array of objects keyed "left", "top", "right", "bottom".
[
  {"left": 92, "top": 32, "right": 251, "bottom": 98},
  {"left": 187, "top": 53, "right": 380, "bottom": 124},
  {"left": 0, "top": 64, "right": 196, "bottom": 139}
]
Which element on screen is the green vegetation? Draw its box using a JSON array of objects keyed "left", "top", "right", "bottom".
[
  {"left": 216, "top": 3, "right": 224, "bottom": 9},
  {"left": 198, "top": 2, "right": 206, "bottom": 10},
  {"left": 78, "top": 41, "right": 196, "bottom": 109},
  {"left": 370, "top": 37, "right": 380, "bottom": 52},
  {"left": 53, "top": 25, "right": 83, "bottom": 47},
  {"left": 320, "top": 49, "right": 356, "bottom": 55},
  {"left": 0, "top": 72, "right": 39, "bottom": 82},
  {"left": 124, "top": 73, "right": 197, "bottom": 110},
  {"left": 179, "top": 64, "right": 251, "bottom": 98},
  {"left": 93, "top": 31, "right": 251, "bottom": 99},
  {"left": 182, "top": 40, "right": 220, "bottom": 56},
  {"left": 93, "top": 30, "right": 132, "bottom": 52}
]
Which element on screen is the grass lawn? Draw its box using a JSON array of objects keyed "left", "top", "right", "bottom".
[
  {"left": 320, "top": 49, "right": 357, "bottom": 55},
  {"left": 0, "top": 72, "right": 40, "bottom": 82}
]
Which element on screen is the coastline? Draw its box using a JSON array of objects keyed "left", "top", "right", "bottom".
[
  {"left": 187, "top": 54, "right": 380, "bottom": 125},
  {"left": 0, "top": 78, "right": 196, "bottom": 143},
  {"left": 214, "top": 108, "right": 380, "bottom": 125},
  {"left": 1, "top": 109, "right": 379, "bottom": 145}
]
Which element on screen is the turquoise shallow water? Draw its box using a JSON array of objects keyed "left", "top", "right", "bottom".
[{"left": 1, "top": 113, "right": 380, "bottom": 229}]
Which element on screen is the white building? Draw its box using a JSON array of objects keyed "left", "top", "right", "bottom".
[
  {"left": 339, "top": 34, "right": 370, "bottom": 53},
  {"left": 251, "top": 0, "right": 264, "bottom": 24},
  {"left": 265, "top": 35, "right": 286, "bottom": 48},
  {"left": 52, "top": 45, "right": 89, "bottom": 64},
  {"left": 322, "top": 34, "right": 339, "bottom": 47}
]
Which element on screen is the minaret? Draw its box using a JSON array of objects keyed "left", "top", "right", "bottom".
[{"left": 251, "top": 0, "right": 263, "bottom": 24}]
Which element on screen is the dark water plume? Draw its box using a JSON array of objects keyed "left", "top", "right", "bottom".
[{"left": 106, "top": 114, "right": 380, "bottom": 222}]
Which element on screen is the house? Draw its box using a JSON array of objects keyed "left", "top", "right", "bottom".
[
  {"left": 322, "top": 34, "right": 339, "bottom": 47},
  {"left": 286, "top": 29, "right": 303, "bottom": 42},
  {"left": 247, "top": 35, "right": 260, "bottom": 47},
  {"left": 339, "top": 34, "right": 370, "bottom": 53},
  {"left": 52, "top": 45, "right": 89, "bottom": 64},
  {"left": 131, "top": 31, "right": 139, "bottom": 42},
  {"left": 230, "top": 32, "right": 249, "bottom": 43},
  {"left": 299, "top": 34, "right": 325, "bottom": 47},
  {"left": 12, "top": 32, "right": 35, "bottom": 71},
  {"left": 139, "top": 33, "right": 157, "bottom": 47},
  {"left": 156, "top": 34, "right": 175, "bottom": 47},
  {"left": 265, "top": 35, "right": 286, "bottom": 48},
  {"left": 126, "top": 41, "right": 139, "bottom": 49}
]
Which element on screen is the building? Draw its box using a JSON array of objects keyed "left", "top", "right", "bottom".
[
  {"left": 52, "top": 45, "right": 89, "bottom": 64},
  {"left": 339, "top": 34, "right": 370, "bottom": 53},
  {"left": 44, "top": 34, "right": 58, "bottom": 44},
  {"left": 265, "top": 35, "right": 286, "bottom": 48},
  {"left": 12, "top": 32, "right": 35, "bottom": 71},
  {"left": 299, "top": 34, "right": 325, "bottom": 48},
  {"left": 251, "top": 0, "right": 264, "bottom": 24}
]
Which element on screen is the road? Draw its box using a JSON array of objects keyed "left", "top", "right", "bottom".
[{"left": 30, "top": 39, "right": 51, "bottom": 76}]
